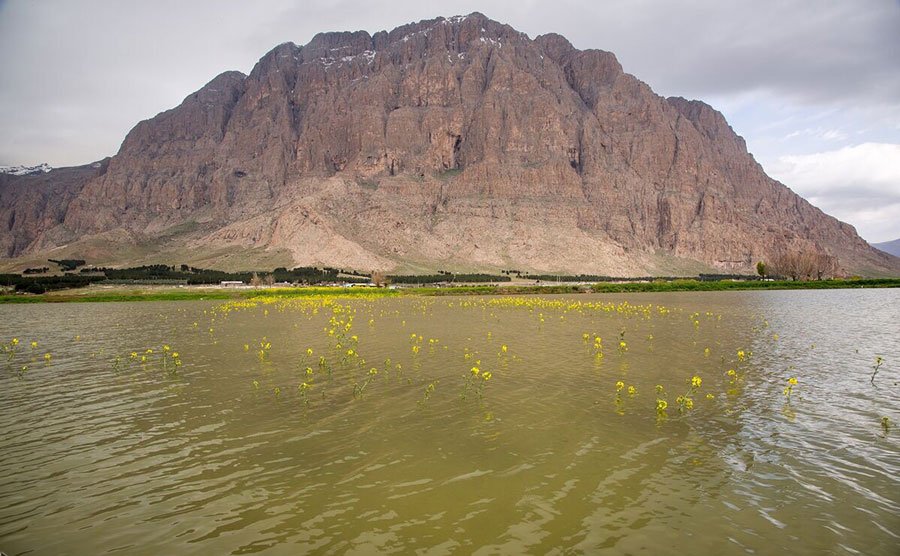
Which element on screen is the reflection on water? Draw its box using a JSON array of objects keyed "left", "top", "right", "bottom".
[{"left": 1, "top": 289, "right": 898, "bottom": 555}]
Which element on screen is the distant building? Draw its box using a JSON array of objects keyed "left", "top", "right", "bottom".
[{"left": 220, "top": 281, "right": 244, "bottom": 287}]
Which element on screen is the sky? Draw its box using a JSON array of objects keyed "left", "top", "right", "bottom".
[{"left": 1, "top": 0, "right": 899, "bottom": 242}]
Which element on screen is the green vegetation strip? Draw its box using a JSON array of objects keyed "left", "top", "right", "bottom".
[
  {"left": 589, "top": 278, "right": 900, "bottom": 293},
  {"left": 1, "top": 278, "right": 897, "bottom": 303}
]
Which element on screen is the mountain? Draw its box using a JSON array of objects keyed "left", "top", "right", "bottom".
[
  {"left": 873, "top": 238, "right": 900, "bottom": 258},
  {"left": 2, "top": 13, "right": 898, "bottom": 276},
  {"left": 0, "top": 163, "right": 52, "bottom": 176}
]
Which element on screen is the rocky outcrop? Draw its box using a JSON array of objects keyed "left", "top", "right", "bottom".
[{"left": 2, "top": 13, "right": 898, "bottom": 275}]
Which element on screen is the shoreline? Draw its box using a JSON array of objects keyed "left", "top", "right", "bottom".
[{"left": 1, "top": 278, "right": 898, "bottom": 304}]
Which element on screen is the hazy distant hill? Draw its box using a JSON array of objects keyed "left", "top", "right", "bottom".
[
  {"left": 872, "top": 238, "right": 900, "bottom": 258},
  {"left": 1, "top": 13, "right": 898, "bottom": 276}
]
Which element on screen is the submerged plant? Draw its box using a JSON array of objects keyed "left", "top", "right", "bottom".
[
  {"left": 419, "top": 380, "right": 439, "bottom": 407},
  {"left": 353, "top": 367, "right": 379, "bottom": 399},
  {"left": 298, "top": 382, "right": 312, "bottom": 406},
  {"left": 675, "top": 375, "right": 702, "bottom": 413},
  {"left": 655, "top": 384, "right": 668, "bottom": 418},
  {"left": 4, "top": 338, "right": 20, "bottom": 361},
  {"left": 870, "top": 356, "right": 884, "bottom": 386},
  {"left": 783, "top": 377, "right": 798, "bottom": 400}
]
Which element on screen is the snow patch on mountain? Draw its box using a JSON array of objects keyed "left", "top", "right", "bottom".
[{"left": 0, "top": 163, "right": 52, "bottom": 176}]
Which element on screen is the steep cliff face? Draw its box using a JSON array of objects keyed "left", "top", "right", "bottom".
[
  {"left": 2, "top": 13, "right": 897, "bottom": 275},
  {"left": 1, "top": 160, "right": 108, "bottom": 258}
]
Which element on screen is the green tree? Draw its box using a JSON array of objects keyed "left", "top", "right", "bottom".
[{"left": 756, "top": 261, "right": 767, "bottom": 277}]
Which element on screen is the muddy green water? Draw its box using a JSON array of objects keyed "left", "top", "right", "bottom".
[{"left": 1, "top": 290, "right": 898, "bottom": 555}]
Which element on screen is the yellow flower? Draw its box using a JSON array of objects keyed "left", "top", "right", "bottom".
[
  {"left": 243, "top": 344, "right": 250, "bottom": 351},
  {"left": 615, "top": 380, "right": 625, "bottom": 392},
  {"left": 369, "top": 367, "right": 378, "bottom": 376},
  {"left": 411, "top": 345, "right": 419, "bottom": 354},
  {"left": 471, "top": 366, "right": 481, "bottom": 377},
  {"left": 501, "top": 344, "right": 508, "bottom": 353},
  {"left": 656, "top": 399, "right": 668, "bottom": 412},
  {"left": 347, "top": 349, "right": 355, "bottom": 357},
  {"left": 172, "top": 352, "right": 179, "bottom": 359},
  {"left": 163, "top": 345, "right": 170, "bottom": 352},
  {"left": 44, "top": 353, "right": 52, "bottom": 361},
  {"left": 703, "top": 347, "right": 710, "bottom": 357},
  {"left": 627, "top": 385, "right": 636, "bottom": 396},
  {"left": 253, "top": 380, "right": 260, "bottom": 389},
  {"left": 11, "top": 338, "right": 19, "bottom": 346},
  {"left": 737, "top": 350, "right": 746, "bottom": 361},
  {"left": 482, "top": 371, "right": 492, "bottom": 381},
  {"left": 691, "top": 376, "right": 702, "bottom": 389},
  {"left": 727, "top": 369, "right": 736, "bottom": 377},
  {"left": 685, "top": 398, "right": 694, "bottom": 410},
  {"left": 788, "top": 377, "right": 798, "bottom": 385},
  {"left": 706, "top": 393, "right": 714, "bottom": 400},
  {"left": 299, "top": 382, "right": 311, "bottom": 391},
  {"left": 306, "top": 348, "right": 313, "bottom": 356},
  {"left": 130, "top": 352, "right": 138, "bottom": 359},
  {"left": 30, "top": 341, "right": 38, "bottom": 349}
]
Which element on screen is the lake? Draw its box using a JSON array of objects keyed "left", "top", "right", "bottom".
[{"left": 1, "top": 289, "right": 898, "bottom": 555}]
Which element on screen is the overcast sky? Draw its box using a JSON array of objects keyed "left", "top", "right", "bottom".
[{"left": 1, "top": 0, "right": 899, "bottom": 242}]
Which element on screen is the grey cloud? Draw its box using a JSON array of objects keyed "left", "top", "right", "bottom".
[
  {"left": 1, "top": 0, "right": 898, "bottom": 166},
  {"left": 522, "top": 0, "right": 900, "bottom": 105}
]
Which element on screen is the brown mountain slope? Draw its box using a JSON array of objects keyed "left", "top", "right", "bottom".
[{"left": 2, "top": 13, "right": 898, "bottom": 275}]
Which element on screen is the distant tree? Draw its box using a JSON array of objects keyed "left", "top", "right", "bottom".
[
  {"left": 371, "top": 270, "right": 389, "bottom": 287},
  {"left": 249, "top": 272, "right": 262, "bottom": 287},
  {"left": 263, "top": 274, "right": 275, "bottom": 286},
  {"left": 756, "top": 261, "right": 767, "bottom": 277},
  {"left": 813, "top": 253, "right": 839, "bottom": 280},
  {"left": 771, "top": 251, "right": 837, "bottom": 281}
]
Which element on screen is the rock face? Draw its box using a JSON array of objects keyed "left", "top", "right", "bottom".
[{"left": 2, "top": 13, "right": 898, "bottom": 275}]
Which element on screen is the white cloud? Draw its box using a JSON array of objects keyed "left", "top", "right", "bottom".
[
  {"left": 782, "top": 127, "right": 846, "bottom": 142},
  {"left": 766, "top": 143, "right": 900, "bottom": 243}
]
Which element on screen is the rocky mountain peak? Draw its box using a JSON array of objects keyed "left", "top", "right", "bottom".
[{"left": 1, "top": 14, "right": 897, "bottom": 276}]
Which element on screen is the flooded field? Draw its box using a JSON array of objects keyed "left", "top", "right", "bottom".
[{"left": 1, "top": 289, "right": 898, "bottom": 554}]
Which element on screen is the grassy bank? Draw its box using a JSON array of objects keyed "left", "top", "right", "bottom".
[
  {"left": 589, "top": 277, "right": 900, "bottom": 293},
  {"left": 1, "top": 277, "right": 898, "bottom": 304}
]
